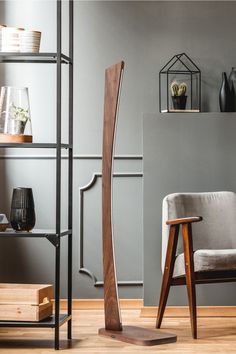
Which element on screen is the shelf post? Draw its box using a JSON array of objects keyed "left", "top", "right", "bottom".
[
  {"left": 55, "top": 0, "right": 62, "bottom": 350},
  {"left": 68, "top": 0, "right": 73, "bottom": 341}
]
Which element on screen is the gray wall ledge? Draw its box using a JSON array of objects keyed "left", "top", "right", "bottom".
[
  {"left": 158, "top": 112, "right": 236, "bottom": 118},
  {"left": 143, "top": 112, "right": 236, "bottom": 306}
]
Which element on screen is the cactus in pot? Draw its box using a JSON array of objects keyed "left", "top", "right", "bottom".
[
  {"left": 170, "top": 81, "right": 179, "bottom": 96},
  {"left": 170, "top": 81, "right": 187, "bottom": 110},
  {"left": 178, "top": 83, "right": 187, "bottom": 96}
]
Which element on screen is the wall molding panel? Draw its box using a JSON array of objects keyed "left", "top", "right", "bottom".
[
  {"left": 79, "top": 172, "right": 143, "bottom": 287},
  {"left": 0, "top": 154, "right": 143, "bottom": 160}
]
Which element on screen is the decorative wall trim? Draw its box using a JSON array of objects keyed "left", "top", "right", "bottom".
[
  {"left": 53, "top": 298, "right": 143, "bottom": 310},
  {"left": 76, "top": 155, "right": 143, "bottom": 160},
  {"left": 79, "top": 172, "right": 143, "bottom": 287},
  {"left": 140, "top": 306, "right": 236, "bottom": 318},
  {"left": 0, "top": 153, "right": 143, "bottom": 287},
  {"left": 55, "top": 301, "right": 236, "bottom": 317},
  {"left": 0, "top": 154, "right": 143, "bottom": 160}
]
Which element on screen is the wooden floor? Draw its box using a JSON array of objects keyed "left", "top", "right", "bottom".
[{"left": 0, "top": 309, "right": 236, "bottom": 353}]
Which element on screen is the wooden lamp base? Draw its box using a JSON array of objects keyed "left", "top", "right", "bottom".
[{"left": 99, "top": 326, "right": 177, "bottom": 346}]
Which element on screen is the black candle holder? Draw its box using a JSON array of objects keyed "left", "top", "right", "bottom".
[{"left": 10, "top": 187, "right": 36, "bottom": 232}]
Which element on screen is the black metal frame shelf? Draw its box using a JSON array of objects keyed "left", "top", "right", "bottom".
[
  {"left": 0, "top": 0, "right": 74, "bottom": 350},
  {"left": 0, "top": 314, "right": 71, "bottom": 328},
  {"left": 0, "top": 143, "right": 72, "bottom": 149},
  {"left": 0, "top": 229, "right": 72, "bottom": 238},
  {"left": 0, "top": 52, "right": 72, "bottom": 64}
]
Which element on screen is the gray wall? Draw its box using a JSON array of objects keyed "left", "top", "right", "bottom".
[
  {"left": 143, "top": 113, "right": 236, "bottom": 306},
  {"left": 0, "top": 1, "right": 236, "bottom": 301},
  {"left": 0, "top": 0, "right": 145, "bottom": 299}
]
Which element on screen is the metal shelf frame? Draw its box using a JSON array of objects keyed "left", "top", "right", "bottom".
[
  {"left": 0, "top": 52, "right": 72, "bottom": 64},
  {"left": 0, "top": 0, "right": 73, "bottom": 350},
  {"left": 0, "top": 143, "right": 72, "bottom": 148},
  {"left": 0, "top": 228, "right": 71, "bottom": 237},
  {"left": 0, "top": 314, "right": 71, "bottom": 328}
]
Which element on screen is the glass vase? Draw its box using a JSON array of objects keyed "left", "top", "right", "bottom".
[{"left": 0, "top": 86, "right": 32, "bottom": 142}]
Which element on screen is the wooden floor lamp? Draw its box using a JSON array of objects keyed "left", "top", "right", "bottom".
[{"left": 98, "top": 61, "right": 177, "bottom": 346}]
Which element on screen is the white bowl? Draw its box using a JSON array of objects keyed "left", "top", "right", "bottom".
[{"left": 0, "top": 28, "right": 41, "bottom": 53}]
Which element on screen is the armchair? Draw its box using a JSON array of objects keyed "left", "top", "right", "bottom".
[{"left": 156, "top": 191, "right": 236, "bottom": 339}]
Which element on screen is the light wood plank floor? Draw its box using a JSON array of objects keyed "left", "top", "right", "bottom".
[{"left": 0, "top": 309, "right": 236, "bottom": 353}]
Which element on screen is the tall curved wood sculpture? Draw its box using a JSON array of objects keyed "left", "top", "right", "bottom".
[{"left": 99, "top": 62, "right": 177, "bottom": 346}]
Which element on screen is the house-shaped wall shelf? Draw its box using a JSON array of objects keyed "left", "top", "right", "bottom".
[{"left": 159, "top": 53, "right": 201, "bottom": 113}]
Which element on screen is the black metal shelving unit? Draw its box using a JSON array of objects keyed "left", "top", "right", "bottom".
[
  {"left": 0, "top": 0, "right": 73, "bottom": 350},
  {"left": 0, "top": 52, "right": 72, "bottom": 64}
]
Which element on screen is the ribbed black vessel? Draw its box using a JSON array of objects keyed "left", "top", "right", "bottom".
[
  {"left": 10, "top": 187, "right": 36, "bottom": 232},
  {"left": 229, "top": 67, "right": 236, "bottom": 111},
  {"left": 219, "top": 72, "right": 232, "bottom": 112}
]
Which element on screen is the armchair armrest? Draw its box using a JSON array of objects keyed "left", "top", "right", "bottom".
[{"left": 166, "top": 216, "right": 202, "bottom": 226}]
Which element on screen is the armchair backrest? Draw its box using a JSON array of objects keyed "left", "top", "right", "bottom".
[{"left": 162, "top": 191, "right": 236, "bottom": 272}]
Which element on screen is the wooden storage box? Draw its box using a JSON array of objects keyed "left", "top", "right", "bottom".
[{"left": 0, "top": 283, "right": 53, "bottom": 321}]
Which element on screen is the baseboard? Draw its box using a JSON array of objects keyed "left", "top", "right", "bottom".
[
  {"left": 52, "top": 300, "right": 236, "bottom": 317},
  {"left": 52, "top": 299, "right": 143, "bottom": 310},
  {"left": 140, "top": 306, "right": 236, "bottom": 318}
]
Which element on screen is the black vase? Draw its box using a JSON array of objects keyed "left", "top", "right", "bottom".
[
  {"left": 229, "top": 67, "right": 236, "bottom": 112},
  {"left": 219, "top": 72, "right": 232, "bottom": 112},
  {"left": 172, "top": 95, "right": 187, "bottom": 110},
  {"left": 10, "top": 188, "right": 36, "bottom": 232}
]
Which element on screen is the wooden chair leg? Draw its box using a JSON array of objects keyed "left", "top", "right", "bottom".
[
  {"left": 156, "top": 225, "right": 179, "bottom": 328},
  {"left": 182, "top": 223, "right": 197, "bottom": 339}
]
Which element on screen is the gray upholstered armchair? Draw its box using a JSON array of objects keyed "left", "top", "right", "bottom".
[{"left": 156, "top": 191, "right": 236, "bottom": 339}]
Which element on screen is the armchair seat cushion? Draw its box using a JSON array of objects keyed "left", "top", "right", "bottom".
[{"left": 173, "top": 249, "right": 236, "bottom": 278}]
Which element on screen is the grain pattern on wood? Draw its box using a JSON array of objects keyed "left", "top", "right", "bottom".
[
  {"left": 102, "top": 61, "right": 124, "bottom": 331},
  {"left": 0, "top": 134, "right": 32, "bottom": 143},
  {"left": 101, "top": 61, "right": 177, "bottom": 345},
  {"left": 0, "top": 302, "right": 52, "bottom": 322},
  {"left": 142, "top": 305, "right": 236, "bottom": 318},
  {"left": 58, "top": 299, "right": 143, "bottom": 310},
  {"left": 0, "top": 284, "right": 53, "bottom": 322},
  {"left": 182, "top": 223, "right": 197, "bottom": 339},
  {"left": 0, "top": 284, "right": 53, "bottom": 305},
  {"left": 99, "top": 325, "right": 176, "bottom": 346},
  {"left": 166, "top": 216, "right": 202, "bottom": 225},
  {"left": 1, "top": 309, "right": 236, "bottom": 352},
  {"left": 156, "top": 225, "right": 179, "bottom": 328},
  {"left": 172, "top": 270, "right": 236, "bottom": 286}
]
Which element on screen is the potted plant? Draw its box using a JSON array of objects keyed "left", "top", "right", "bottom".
[
  {"left": 0, "top": 87, "right": 32, "bottom": 140},
  {"left": 8, "top": 102, "right": 30, "bottom": 135},
  {"left": 171, "top": 81, "right": 187, "bottom": 110}
]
